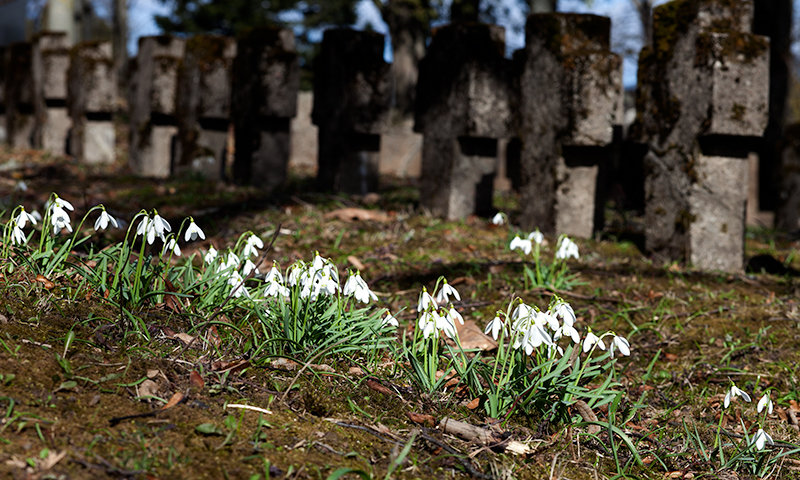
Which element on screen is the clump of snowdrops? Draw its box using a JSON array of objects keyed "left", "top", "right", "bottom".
[{"left": 2, "top": 193, "right": 397, "bottom": 364}]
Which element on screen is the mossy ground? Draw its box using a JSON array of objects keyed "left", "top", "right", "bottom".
[{"left": 1, "top": 148, "right": 800, "bottom": 479}]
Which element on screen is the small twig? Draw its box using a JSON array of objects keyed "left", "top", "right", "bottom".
[
  {"left": 226, "top": 403, "right": 272, "bottom": 415},
  {"left": 331, "top": 421, "right": 403, "bottom": 445}
]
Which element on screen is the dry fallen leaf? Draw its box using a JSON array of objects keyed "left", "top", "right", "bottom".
[
  {"left": 348, "top": 366, "right": 365, "bottom": 376},
  {"left": 270, "top": 358, "right": 298, "bottom": 371},
  {"left": 138, "top": 379, "right": 160, "bottom": 399},
  {"left": 505, "top": 441, "right": 532, "bottom": 455},
  {"left": 347, "top": 255, "right": 366, "bottom": 271},
  {"left": 453, "top": 320, "right": 497, "bottom": 351},
  {"left": 366, "top": 379, "right": 393, "bottom": 395},
  {"left": 465, "top": 397, "right": 480, "bottom": 410},
  {"left": 35, "top": 274, "right": 55, "bottom": 290},
  {"left": 406, "top": 412, "right": 435, "bottom": 427},
  {"left": 323, "top": 207, "right": 389, "bottom": 222},
  {"left": 161, "top": 391, "right": 184, "bottom": 410},
  {"left": 189, "top": 371, "right": 205, "bottom": 389}
]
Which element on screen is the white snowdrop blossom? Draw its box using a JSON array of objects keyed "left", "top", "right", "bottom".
[
  {"left": 752, "top": 428, "right": 774, "bottom": 451},
  {"left": 343, "top": 272, "right": 378, "bottom": 304},
  {"left": 418, "top": 310, "right": 438, "bottom": 339},
  {"left": 555, "top": 236, "right": 579, "bottom": 260},
  {"left": 435, "top": 280, "right": 461, "bottom": 304},
  {"left": 15, "top": 180, "right": 28, "bottom": 192},
  {"left": 446, "top": 305, "right": 464, "bottom": 325},
  {"left": 758, "top": 393, "right": 774, "bottom": 415},
  {"left": 227, "top": 271, "right": 249, "bottom": 298},
  {"left": 554, "top": 322, "right": 581, "bottom": 344},
  {"left": 528, "top": 229, "right": 544, "bottom": 245},
  {"left": 582, "top": 329, "right": 605, "bottom": 353},
  {"left": 50, "top": 206, "right": 73, "bottom": 235},
  {"left": 435, "top": 311, "right": 457, "bottom": 338},
  {"left": 94, "top": 209, "right": 119, "bottom": 231},
  {"left": 52, "top": 196, "right": 74, "bottom": 211},
  {"left": 30, "top": 210, "right": 42, "bottom": 223},
  {"left": 243, "top": 234, "right": 264, "bottom": 258},
  {"left": 243, "top": 259, "right": 258, "bottom": 276},
  {"left": 223, "top": 252, "right": 241, "bottom": 272},
  {"left": 136, "top": 215, "right": 157, "bottom": 245},
  {"left": 184, "top": 220, "right": 205, "bottom": 242},
  {"left": 491, "top": 212, "right": 505, "bottom": 225},
  {"left": 609, "top": 335, "right": 631, "bottom": 358},
  {"left": 15, "top": 209, "right": 37, "bottom": 229},
  {"left": 723, "top": 383, "right": 751, "bottom": 409},
  {"left": 11, "top": 226, "right": 27, "bottom": 245},
  {"left": 551, "top": 301, "right": 576, "bottom": 327},
  {"left": 151, "top": 212, "right": 171, "bottom": 240},
  {"left": 417, "top": 287, "right": 437, "bottom": 312},
  {"left": 164, "top": 237, "right": 181, "bottom": 256},
  {"left": 484, "top": 316, "right": 503, "bottom": 340},
  {"left": 537, "top": 310, "right": 560, "bottom": 331},
  {"left": 204, "top": 246, "right": 218, "bottom": 264},
  {"left": 510, "top": 235, "right": 532, "bottom": 255},
  {"left": 265, "top": 264, "right": 283, "bottom": 284},
  {"left": 382, "top": 312, "right": 399, "bottom": 328}
]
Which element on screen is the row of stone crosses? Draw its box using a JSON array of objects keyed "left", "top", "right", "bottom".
[{"left": 0, "top": 0, "right": 770, "bottom": 274}]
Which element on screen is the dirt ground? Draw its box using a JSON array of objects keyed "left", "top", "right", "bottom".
[{"left": 1, "top": 148, "right": 800, "bottom": 479}]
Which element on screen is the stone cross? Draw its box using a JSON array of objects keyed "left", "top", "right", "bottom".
[
  {"left": 32, "top": 32, "right": 70, "bottom": 155},
  {"left": 516, "top": 14, "right": 622, "bottom": 237},
  {"left": 0, "top": 46, "right": 6, "bottom": 144},
  {"left": 231, "top": 27, "right": 299, "bottom": 193},
  {"left": 67, "top": 41, "right": 116, "bottom": 165},
  {"left": 632, "top": 0, "right": 769, "bottom": 272},
  {"left": 129, "top": 35, "right": 185, "bottom": 177},
  {"left": 5, "top": 42, "right": 35, "bottom": 149},
  {"left": 175, "top": 35, "right": 236, "bottom": 180},
  {"left": 414, "top": 23, "right": 511, "bottom": 219},
  {"left": 312, "top": 29, "right": 391, "bottom": 194}
]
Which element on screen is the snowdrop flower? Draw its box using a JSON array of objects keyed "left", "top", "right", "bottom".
[
  {"left": 227, "top": 271, "right": 249, "bottom": 298},
  {"left": 752, "top": 428, "right": 774, "bottom": 451},
  {"left": 491, "top": 212, "right": 505, "bottom": 225},
  {"left": 136, "top": 215, "right": 157, "bottom": 245},
  {"left": 50, "top": 206, "right": 72, "bottom": 235},
  {"left": 382, "top": 312, "right": 399, "bottom": 328},
  {"left": 723, "top": 383, "right": 751, "bottom": 409},
  {"left": 445, "top": 305, "right": 464, "bottom": 325},
  {"left": 204, "top": 246, "right": 218, "bottom": 264},
  {"left": 484, "top": 316, "right": 504, "bottom": 340},
  {"left": 243, "top": 258, "right": 259, "bottom": 276},
  {"left": 94, "top": 209, "right": 119, "bottom": 231},
  {"left": 224, "top": 252, "right": 241, "bottom": 271},
  {"left": 511, "top": 301, "right": 535, "bottom": 323},
  {"left": 555, "top": 236, "right": 579, "bottom": 260},
  {"left": 418, "top": 310, "right": 438, "bottom": 339},
  {"left": 528, "top": 229, "right": 544, "bottom": 245},
  {"left": 417, "top": 287, "right": 437, "bottom": 312},
  {"left": 551, "top": 301, "right": 576, "bottom": 327},
  {"left": 435, "top": 280, "right": 460, "bottom": 304},
  {"left": 264, "top": 263, "right": 283, "bottom": 284},
  {"left": 510, "top": 235, "right": 532, "bottom": 255},
  {"left": 344, "top": 271, "right": 378, "bottom": 304},
  {"left": 243, "top": 234, "right": 264, "bottom": 258},
  {"left": 15, "top": 208, "right": 37, "bottom": 229},
  {"left": 30, "top": 210, "right": 42, "bottom": 223},
  {"left": 582, "top": 329, "right": 606, "bottom": 353},
  {"left": 11, "top": 226, "right": 26, "bottom": 245},
  {"left": 554, "top": 322, "right": 581, "bottom": 344},
  {"left": 151, "top": 212, "right": 171, "bottom": 240},
  {"left": 435, "top": 311, "right": 458, "bottom": 338},
  {"left": 15, "top": 180, "right": 27, "bottom": 192},
  {"left": 521, "top": 324, "right": 552, "bottom": 355},
  {"left": 758, "top": 393, "right": 774, "bottom": 415},
  {"left": 52, "top": 196, "right": 74, "bottom": 212},
  {"left": 184, "top": 219, "right": 205, "bottom": 242},
  {"left": 163, "top": 237, "right": 181, "bottom": 256},
  {"left": 537, "top": 310, "right": 560, "bottom": 331},
  {"left": 609, "top": 335, "right": 631, "bottom": 358}
]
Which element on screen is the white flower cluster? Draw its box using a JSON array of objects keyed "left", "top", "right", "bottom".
[
  {"left": 509, "top": 231, "right": 578, "bottom": 260},
  {"left": 722, "top": 384, "right": 776, "bottom": 451},
  {"left": 484, "top": 298, "right": 630, "bottom": 358},
  {"left": 415, "top": 279, "right": 463, "bottom": 339}
]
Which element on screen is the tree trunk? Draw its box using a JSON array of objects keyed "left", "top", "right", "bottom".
[
  {"left": 380, "top": 0, "right": 433, "bottom": 118},
  {"left": 112, "top": 0, "right": 128, "bottom": 102},
  {"left": 530, "top": 0, "right": 557, "bottom": 14}
]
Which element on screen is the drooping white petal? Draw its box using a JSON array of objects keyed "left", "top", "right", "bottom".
[{"left": 184, "top": 221, "right": 205, "bottom": 242}]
